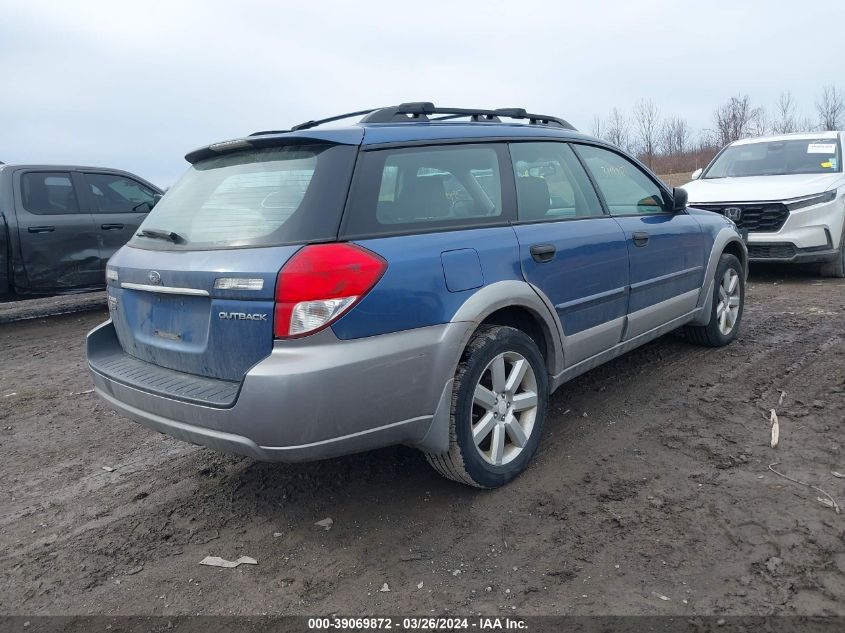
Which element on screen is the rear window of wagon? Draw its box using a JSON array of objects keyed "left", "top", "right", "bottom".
[{"left": 130, "top": 144, "right": 357, "bottom": 250}]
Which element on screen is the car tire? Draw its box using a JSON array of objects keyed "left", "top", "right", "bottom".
[
  {"left": 819, "top": 228, "right": 845, "bottom": 278},
  {"left": 425, "top": 325, "right": 549, "bottom": 488},
  {"left": 685, "top": 253, "right": 745, "bottom": 348}
]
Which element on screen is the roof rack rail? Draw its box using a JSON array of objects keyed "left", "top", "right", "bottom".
[
  {"left": 249, "top": 102, "right": 576, "bottom": 136},
  {"left": 360, "top": 102, "right": 576, "bottom": 130},
  {"left": 249, "top": 108, "right": 381, "bottom": 136}
]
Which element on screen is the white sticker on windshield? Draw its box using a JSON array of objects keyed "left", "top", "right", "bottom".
[{"left": 807, "top": 143, "right": 836, "bottom": 154}]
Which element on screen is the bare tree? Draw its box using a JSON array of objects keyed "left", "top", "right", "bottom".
[
  {"left": 772, "top": 91, "right": 799, "bottom": 134},
  {"left": 633, "top": 99, "right": 661, "bottom": 168},
  {"left": 590, "top": 115, "right": 604, "bottom": 139},
  {"left": 797, "top": 114, "right": 816, "bottom": 133},
  {"left": 713, "top": 94, "right": 761, "bottom": 145},
  {"left": 655, "top": 116, "right": 691, "bottom": 174},
  {"left": 816, "top": 85, "right": 844, "bottom": 131},
  {"left": 660, "top": 116, "right": 691, "bottom": 157},
  {"left": 749, "top": 106, "right": 768, "bottom": 137},
  {"left": 697, "top": 129, "right": 720, "bottom": 152},
  {"left": 605, "top": 108, "right": 631, "bottom": 152}
]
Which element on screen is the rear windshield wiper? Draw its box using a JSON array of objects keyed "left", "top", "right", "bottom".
[{"left": 136, "top": 228, "right": 184, "bottom": 243}]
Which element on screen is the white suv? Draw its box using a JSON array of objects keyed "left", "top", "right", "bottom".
[{"left": 683, "top": 131, "right": 844, "bottom": 277}]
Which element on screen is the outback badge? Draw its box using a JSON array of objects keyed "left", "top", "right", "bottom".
[{"left": 218, "top": 311, "right": 269, "bottom": 322}]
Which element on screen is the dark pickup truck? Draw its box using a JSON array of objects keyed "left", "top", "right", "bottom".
[{"left": 0, "top": 164, "right": 162, "bottom": 296}]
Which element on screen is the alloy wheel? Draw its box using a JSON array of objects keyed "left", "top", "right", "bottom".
[
  {"left": 716, "top": 268, "right": 741, "bottom": 335},
  {"left": 470, "top": 351, "right": 539, "bottom": 466}
]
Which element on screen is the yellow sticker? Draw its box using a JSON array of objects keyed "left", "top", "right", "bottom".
[{"left": 821, "top": 161, "right": 833, "bottom": 168}]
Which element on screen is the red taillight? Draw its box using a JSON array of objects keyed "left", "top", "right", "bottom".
[{"left": 274, "top": 243, "right": 387, "bottom": 339}]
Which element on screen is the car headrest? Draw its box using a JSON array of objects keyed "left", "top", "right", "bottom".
[
  {"left": 397, "top": 176, "right": 451, "bottom": 220},
  {"left": 516, "top": 177, "right": 550, "bottom": 220}
]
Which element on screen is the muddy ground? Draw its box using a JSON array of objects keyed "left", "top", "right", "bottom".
[
  {"left": 1, "top": 268, "right": 844, "bottom": 617},
  {"left": 0, "top": 291, "right": 106, "bottom": 325}
]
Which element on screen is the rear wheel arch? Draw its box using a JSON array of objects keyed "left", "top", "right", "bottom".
[
  {"left": 416, "top": 284, "right": 562, "bottom": 457},
  {"left": 424, "top": 324, "right": 550, "bottom": 487},
  {"left": 450, "top": 280, "right": 564, "bottom": 377},
  {"left": 480, "top": 306, "right": 554, "bottom": 375}
]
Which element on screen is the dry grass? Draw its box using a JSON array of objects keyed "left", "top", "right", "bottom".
[{"left": 658, "top": 172, "right": 693, "bottom": 187}]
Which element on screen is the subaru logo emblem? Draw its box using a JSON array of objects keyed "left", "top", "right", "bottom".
[
  {"left": 724, "top": 207, "right": 742, "bottom": 221},
  {"left": 148, "top": 270, "right": 162, "bottom": 285}
]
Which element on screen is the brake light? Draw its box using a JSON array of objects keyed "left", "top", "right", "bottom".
[{"left": 274, "top": 243, "right": 387, "bottom": 338}]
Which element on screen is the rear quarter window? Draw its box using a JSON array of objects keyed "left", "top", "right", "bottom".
[{"left": 342, "top": 144, "right": 512, "bottom": 238}]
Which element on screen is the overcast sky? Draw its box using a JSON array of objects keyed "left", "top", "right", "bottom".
[{"left": 1, "top": 0, "right": 843, "bottom": 186}]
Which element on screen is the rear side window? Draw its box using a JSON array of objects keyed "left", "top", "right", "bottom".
[
  {"left": 575, "top": 145, "right": 668, "bottom": 215},
  {"left": 130, "top": 144, "right": 357, "bottom": 250},
  {"left": 343, "top": 144, "right": 508, "bottom": 237},
  {"left": 20, "top": 172, "right": 80, "bottom": 215},
  {"left": 86, "top": 173, "right": 157, "bottom": 213},
  {"left": 510, "top": 142, "right": 603, "bottom": 222}
]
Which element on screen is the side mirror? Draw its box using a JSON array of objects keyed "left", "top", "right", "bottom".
[
  {"left": 672, "top": 187, "right": 688, "bottom": 212},
  {"left": 151, "top": 193, "right": 163, "bottom": 208},
  {"left": 690, "top": 168, "right": 703, "bottom": 180}
]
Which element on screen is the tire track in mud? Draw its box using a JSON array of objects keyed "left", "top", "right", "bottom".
[
  {"left": 541, "top": 280, "right": 840, "bottom": 434},
  {"left": 633, "top": 298, "right": 845, "bottom": 614},
  {"left": 0, "top": 435, "right": 200, "bottom": 555},
  {"left": 511, "top": 278, "right": 845, "bottom": 615}
]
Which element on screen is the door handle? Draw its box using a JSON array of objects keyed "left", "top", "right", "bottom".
[
  {"left": 632, "top": 231, "right": 649, "bottom": 247},
  {"left": 28, "top": 226, "right": 55, "bottom": 233},
  {"left": 530, "top": 244, "right": 556, "bottom": 263},
  {"left": 101, "top": 223, "right": 124, "bottom": 230}
]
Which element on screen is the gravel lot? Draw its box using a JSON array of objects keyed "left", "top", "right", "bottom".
[{"left": 1, "top": 268, "right": 844, "bottom": 616}]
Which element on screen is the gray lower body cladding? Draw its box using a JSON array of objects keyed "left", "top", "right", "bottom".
[
  {"left": 87, "top": 320, "right": 471, "bottom": 461},
  {"left": 87, "top": 243, "right": 741, "bottom": 464}
]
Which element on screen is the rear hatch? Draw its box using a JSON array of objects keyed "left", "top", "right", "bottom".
[{"left": 106, "top": 138, "right": 359, "bottom": 382}]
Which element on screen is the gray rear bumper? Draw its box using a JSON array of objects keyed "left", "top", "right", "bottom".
[{"left": 87, "top": 320, "right": 470, "bottom": 461}]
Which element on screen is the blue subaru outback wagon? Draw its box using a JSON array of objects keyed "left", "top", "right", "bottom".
[{"left": 87, "top": 103, "right": 747, "bottom": 487}]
